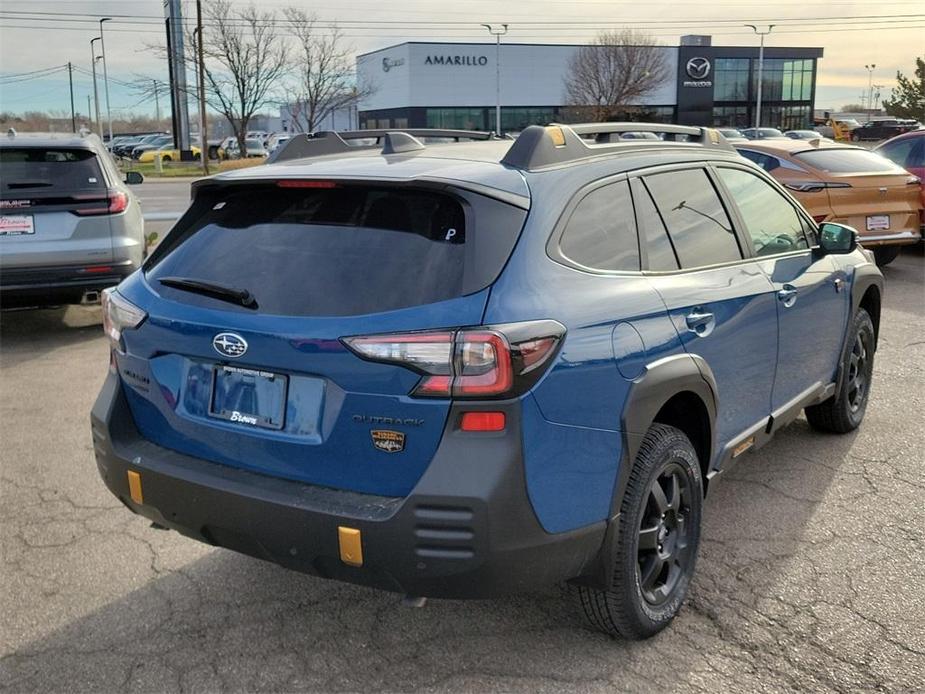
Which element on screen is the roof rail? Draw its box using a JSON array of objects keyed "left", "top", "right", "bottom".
[
  {"left": 267, "top": 128, "right": 497, "bottom": 164},
  {"left": 500, "top": 123, "right": 735, "bottom": 171}
]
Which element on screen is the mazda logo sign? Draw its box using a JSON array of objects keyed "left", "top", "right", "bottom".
[
  {"left": 686, "top": 57, "right": 711, "bottom": 80},
  {"left": 213, "top": 332, "right": 248, "bottom": 358}
]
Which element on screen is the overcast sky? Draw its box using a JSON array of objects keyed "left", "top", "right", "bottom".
[{"left": 0, "top": 0, "right": 922, "bottom": 118}]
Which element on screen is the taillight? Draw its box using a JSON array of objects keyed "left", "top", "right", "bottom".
[
  {"left": 785, "top": 181, "right": 851, "bottom": 193},
  {"left": 343, "top": 320, "right": 565, "bottom": 399},
  {"left": 812, "top": 214, "right": 829, "bottom": 224},
  {"left": 73, "top": 189, "right": 129, "bottom": 216},
  {"left": 102, "top": 288, "right": 147, "bottom": 350}
]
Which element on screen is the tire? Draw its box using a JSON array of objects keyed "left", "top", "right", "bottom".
[
  {"left": 575, "top": 423, "right": 703, "bottom": 640},
  {"left": 161, "top": 155, "right": 171, "bottom": 162},
  {"left": 872, "top": 245, "right": 900, "bottom": 266},
  {"left": 850, "top": 132, "right": 860, "bottom": 142},
  {"left": 805, "top": 308, "right": 875, "bottom": 434}
]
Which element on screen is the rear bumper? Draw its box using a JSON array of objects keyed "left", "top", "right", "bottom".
[
  {"left": 1, "top": 261, "right": 136, "bottom": 306},
  {"left": 857, "top": 229, "right": 923, "bottom": 247},
  {"left": 90, "top": 372, "right": 606, "bottom": 598}
]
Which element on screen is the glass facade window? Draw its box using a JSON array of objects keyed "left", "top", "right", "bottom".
[
  {"left": 426, "top": 108, "right": 487, "bottom": 130},
  {"left": 714, "top": 58, "right": 750, "bottom": 101},
  {"left": 712, "top": 105, "right": 749, "bottom": 127},
  {"left": 753, "top": 58, "right": 813, "bottom": 102}
]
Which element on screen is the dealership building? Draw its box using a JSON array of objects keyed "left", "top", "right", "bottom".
[{"left": 356, "top": 36, "right": 823, "bottom": 132}]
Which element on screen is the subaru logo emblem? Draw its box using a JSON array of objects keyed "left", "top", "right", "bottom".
[
  {"left": 213, "top": 333, "right": 248, "bottom": 358},
  {"left": 686, "top": 57, "right": 711, "bottom": 80}
]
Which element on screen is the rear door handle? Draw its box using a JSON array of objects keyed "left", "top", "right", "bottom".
[
  {"left": 777, "top": 285, "right": 798, "bottom": 307},
  {"left": 685, "top": 310, "right": 715, "bottom": 337}
]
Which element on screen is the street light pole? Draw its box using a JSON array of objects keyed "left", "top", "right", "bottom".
[
  {"left": 90, "top": 37, "right": 103, "bottom": 140},
  {"left": 865, "top": 64, "right": 877, "bottom": 121},
  {"left": 746, "top": 24, "right": 774, "bottom": 130},
  {"left": 481, "top": 23, "right": 508, "bottom": 135},
  {"left": 99, "top": 18, "right": 114, "bottom": 144}
]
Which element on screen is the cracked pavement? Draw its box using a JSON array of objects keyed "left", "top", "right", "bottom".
[{"left": 1, "top": 247, "right": 922, "bottom": 693}]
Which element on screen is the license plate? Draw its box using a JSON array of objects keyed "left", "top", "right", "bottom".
[
  {"left": 0, "top": 215, "right": 34, "bottom": 236},
  {"left": 209, "top": 365, "right": 288, "bottom": 430},
  {"left": 866, "top": 215, "right": 890, "bottom": 231}
]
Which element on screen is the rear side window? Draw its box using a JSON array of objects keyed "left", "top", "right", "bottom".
[
  {"left": 631, "top": 179, "right": 679, "bottom": 271},
  {"left": 737, "top": 149, "right": 780, "bottom": 172},
  {"left": 644, "top": 169, "right": 742, "bottom": 268},
  {"left": 877, "top": 137, "right": 923, "bottom": 168},
  {"left": 794, "top": 149, "right": 906, "bottom": 174},
  {"left": 558, "top": 181, "right": 639, "bottom": 272},
  {"left": 147, "top": 184, "right": 525, "bottom": 317},
  {"left": 0, "top": 147, "right": 104, "bottom": 191}
]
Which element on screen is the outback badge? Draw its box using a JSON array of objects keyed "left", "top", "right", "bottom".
[{"left": 371, "top": 429, "right": 405, "bottom": 453}]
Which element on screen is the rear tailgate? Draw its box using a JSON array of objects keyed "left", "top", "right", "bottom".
[
  {"left": 0, "top": 146, "right": 114, "bottom": 270},
  {"left": 116, "top": 179, "right": 527, "bottom": 497}
]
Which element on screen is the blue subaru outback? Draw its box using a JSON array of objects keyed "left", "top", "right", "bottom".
[{"left": 91, "top": 124, "right": 883, "bottom": 639}]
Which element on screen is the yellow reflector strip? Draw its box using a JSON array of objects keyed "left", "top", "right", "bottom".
[
  {"left": 127, "top": 470, "right": 143, "bottom": 504},
  {"left": 732, "top": 436, "right": 755, "bottom": 458},
  {"left": 546, "top": 126, "right": 566, "bottom": 147},
  {"left": 338, "top": 526, "right": 363, "bottom": 567}
]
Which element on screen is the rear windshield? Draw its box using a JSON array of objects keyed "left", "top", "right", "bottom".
[
  {"left": 0, "top": 147, "right": 105, "bottom": 191},
  {"left": 794, "top": 149, "right": 906, "bottom": 174},
  {"left": 147, "top": 184, "right": 525, "bottom": 317}
]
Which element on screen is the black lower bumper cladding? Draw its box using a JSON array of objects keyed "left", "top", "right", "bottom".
[{"left": 90, "top": 373, "right": 606, "bottom": 598}]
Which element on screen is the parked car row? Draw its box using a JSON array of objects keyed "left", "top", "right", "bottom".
[{"left": 734, "top": 131, "right": 924, "bottom": 265}]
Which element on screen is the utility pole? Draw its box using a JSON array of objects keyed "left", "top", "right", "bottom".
[
  {"left": 90, "top": 38, "right": 103, "bottom": 139},
  {"left": 196, "top": 0, "right": 209, "bottom": 174},
  {"left": 746, "top": 24, "right": 775, "bottom": 129},
  {"left": 86, "top": 95, "right": 92, "bottom": 128},
  {"left": 481, "top": 23, "right": 508, "bottom": 135},
  {"left": 67, "top": 62, "right": 76, "bottom": 132},
  {"left": 864, "top": 64, "right": 877, "bottom": 121},
  {"left": 99, "top": 18, "right": 114, "bottom": 144}
]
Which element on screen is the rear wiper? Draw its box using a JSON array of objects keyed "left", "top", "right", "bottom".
[
  {"left": 158, "top": 276, "right": 258, "bottom": 309},
  {"left": 7, "top": 181, "right": 53, "bottom": 189}
]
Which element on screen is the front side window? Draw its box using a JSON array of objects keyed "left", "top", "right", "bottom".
[
  {"left": 717, "top": 168, "right": 809, "bottom": 257},
  {"left": 644, "top": 169, "right": 742, "bottom": 268},
  {"left": 558, "top": 180, "right": 640, "bottom": 272}
]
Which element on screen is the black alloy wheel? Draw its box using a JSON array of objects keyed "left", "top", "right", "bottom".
[{"left": 637, "top": 462, "right": 694, "bottom": 607}]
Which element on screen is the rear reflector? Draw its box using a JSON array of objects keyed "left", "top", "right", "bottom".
[
  {"left": 460, "top": 411, "right": 506, "bottom": 432},
  {"left": 277, "top": 180, "right": 339, "bottom": 189}
]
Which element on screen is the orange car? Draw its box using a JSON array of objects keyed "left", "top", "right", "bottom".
[{"left": 735, "top": 139, "right": 923, "bottom": 265}]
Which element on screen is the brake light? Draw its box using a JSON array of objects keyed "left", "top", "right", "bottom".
[
  {"left": 277, "top": 180, "right": 338, "bottom": 188},
  {"left": 785, "top": 181, "right": 851, "bottom": 193},
  {"left": 102, "top": 288, "right": 147, "bottom": 349},
  {"left": 343, "top": 320, "right": 565, "bottom": 399},
  {"left": 72, "top": 189, "right": 129, "bottom": 216}
]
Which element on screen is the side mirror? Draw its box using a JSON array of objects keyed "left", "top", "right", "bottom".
[
  {"left": 124, "top": 171, "right": 144, "bottom": 185},
  {"left": 818, "top": 222, "right": 857, "bottom": 254}
]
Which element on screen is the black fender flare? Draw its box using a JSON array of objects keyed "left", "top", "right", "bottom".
[
  {"left": 578, "top": 353, "right": 717, "bottom": 590},
  {"left": 835, "top": 261, "right": 884, "bottom": 395}
]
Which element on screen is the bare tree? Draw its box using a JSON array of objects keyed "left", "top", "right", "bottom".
[
  {"left": 283, "top": 8, "right": 373, "bottom": 133},
  {"left": 564, "top": 30, "right": 670, "bottom": 122},
  {"left": 200, "top": 0, "right": 288, "bottom": 153}
]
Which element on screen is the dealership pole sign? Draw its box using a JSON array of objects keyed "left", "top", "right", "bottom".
[{"left": 683, "top": 57, "right": 712, "bottom": 88}]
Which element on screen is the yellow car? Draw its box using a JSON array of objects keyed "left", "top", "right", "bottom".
[{"left": 138, "top": 145, "right": 201, "bottom": 163}]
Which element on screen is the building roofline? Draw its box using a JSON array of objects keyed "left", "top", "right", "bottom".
[{"left": 357, "top": 40, "right": 823, "bottom": 59}]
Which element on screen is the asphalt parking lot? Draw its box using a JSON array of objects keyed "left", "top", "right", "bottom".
[{"left": 1, "top": 180, "right": 923, "bottom": 691}]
